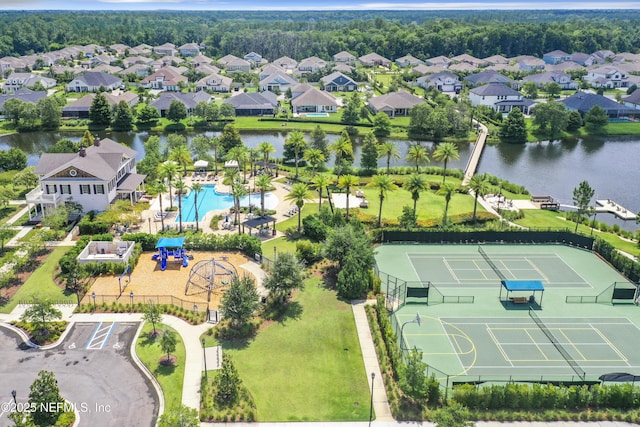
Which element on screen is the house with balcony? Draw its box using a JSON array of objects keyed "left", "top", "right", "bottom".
[
  {"left": 27, "top": 137, "right": 146, "bottom": 220},
  {"left": 196, "top": 73, "right": 233, "bottom": 92},
  {"left": 3, "top": 73, "right": 56, "bottom": 92},
  {"left": 468, "top": 83, "right": 534, "bottom": 114},
  {"left": 416, "top": 71, "right": 462, "bottom": 93},
  {"left": 583, "top": 67, "right": 629, "bottom": 88},
  {"left": 141, "top": 68, "right": 187, "bottom": 91}
]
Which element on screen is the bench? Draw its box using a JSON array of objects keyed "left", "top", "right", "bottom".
[{"left": 510, "top": 296, "right": 528, "bottom": 304}]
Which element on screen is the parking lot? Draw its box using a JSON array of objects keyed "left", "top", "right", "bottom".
[{"left": 0, "top": 322, "right": 158, "bottom": 427}]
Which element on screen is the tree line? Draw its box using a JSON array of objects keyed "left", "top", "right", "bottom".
[{"left": 2, "top": 10, "right": 640, "bottom": 61}]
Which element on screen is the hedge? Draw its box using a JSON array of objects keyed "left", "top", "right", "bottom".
[{"left": 593, "top": 238, "right": 640, "bottom": 283}]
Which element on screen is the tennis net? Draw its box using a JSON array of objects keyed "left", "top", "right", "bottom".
[
  {"left": 529, "top": 307, "right": 586, "bottom": 379},
  {"left": 478, "top": 246, "right": 506, "bottom": 281}
]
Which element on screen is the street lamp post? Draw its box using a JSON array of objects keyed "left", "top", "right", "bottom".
[
  {"left": 91, "top": 291, "right": 96, "bottom": 310},
  {"left": 399, "top": 313, "right": 422, "bottom": 352},
  {"left": 129, "top": 291, "right": 134, "bottom": 312},
  {"left": 368, "top": 372, "right": 375, "bottom": 427},
  {"left": 11, "top": 390, "right": 16, "bottom": 404},
  {"left": 73, "top": 272, "right": 79, "bottom": 305},
  {"left": 201, "top": 338, "right": 208, "bottom": 379}
]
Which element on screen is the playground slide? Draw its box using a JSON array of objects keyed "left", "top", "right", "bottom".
[
  {"left": 182, "top": 256, "right": 188, "bottom": 268},
  {"left": 161, "top": 257, "right": 167, "bottom": 271}
]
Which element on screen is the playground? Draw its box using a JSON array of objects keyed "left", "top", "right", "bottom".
[
  {"left": 85, "top": 250, "right": 254, "bottom": 309},
  {"left": 376, "top": 243, "right": 640, "bottom": 385}
]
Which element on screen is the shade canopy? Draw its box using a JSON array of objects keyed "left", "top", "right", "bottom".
[
  {"left": 501, "top": 280, "right": 545, "bottom": 291},
  {"left": 193, "top": 160, "right": 209, "bottom": 168},
  {"left": 156, "top": 236, "right": 186, "bottom": 249}
]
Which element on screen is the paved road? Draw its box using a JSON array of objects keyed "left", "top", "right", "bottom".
[{"left": 0, "top": 322, "right": 158, "bottom": 427}]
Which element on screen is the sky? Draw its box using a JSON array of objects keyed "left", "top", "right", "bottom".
[{"left": 1, "top": 0, "right": 639, "bottom": 11}]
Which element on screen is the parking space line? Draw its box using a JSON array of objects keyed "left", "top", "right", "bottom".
[{"left": 86, "top": 322, "right": 116, "bottom": 350}]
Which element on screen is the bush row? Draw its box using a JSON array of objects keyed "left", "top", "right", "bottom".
[
  {"left": 75, "top": 302, "right": 206, "bottom": 325},
  {"left": 452, "top": 382, "right": 640, "bottom": 411},
  {"left": 594, "top": 238, "right": 640, "bottom": 283}
]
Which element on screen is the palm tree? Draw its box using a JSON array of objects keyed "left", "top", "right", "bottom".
[
  {"left": 231, "top": 183, "right": 248, "bottom": 234},
  {"left": 285, "top": 131, "right": 308, "bottom": 178},
  {"left": 226, "top": 146, "right": 245, "bottom": 181},
  {"left": 158, "top": 161, "right": 180, "bottom": 209},
  {"left": 168, "top": 145, "right": 192, "bottom": 177},
  {"left": 255, "top": 174, "right": 273, "bottom": 217},
  {"left": 211, "top": 137, "right": 221, "bottom": 176},
  {"left": 405, "top": 173, "right": 429, "bottom": 212},
  {"left": 257, "top": 141, "right": 276, "bottom": 173},
  {"left": 468, "top": 173, "right": 490, "bottom": 224},
  {"left": 285, "top": 182, "right": 311, "bottom": 233},
  {"left": 433, "top": 142, "right": 460, "bottom": 184},
  {"left": 329, "top": 132, "right": 353, "bottom": 179},
  {"left": 377, "top": 141, "right": 401, "bottom": 174},
  {"left": 152, "top": 180, "right": 167, "bottom": 231},
  {"left": 406, "top": 143, "right": 430, "bottom": 172},
  {"left": 311, "top": 174, "right": 331, "bottom": 211},
  {"left": 190, "top": 182, "right": 203, "bottom": 231},
  {"left": 303, "top": 148, "right": 325, "bottom": 176},
  {"left": 337, "top": 174, "right": 359, "bottom": 220},
  {"left": 174, "top": 179, "right": 188, "bottom": 233},
  {"left": 248, "top": 148, "right": 259, "bottom": 177},
  {"left": 367, "top": 175, "right": 398, "bottom": 228},
  {"left": 437, "top": 183, "right": 458, "bottom": 226}
]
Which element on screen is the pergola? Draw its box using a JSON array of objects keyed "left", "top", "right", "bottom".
[
  {"left": 241, "top": 215, "right": 277, "bottom": 237},
  {"left": 499, "top": 280, "right": 545, "bottom": 306}
]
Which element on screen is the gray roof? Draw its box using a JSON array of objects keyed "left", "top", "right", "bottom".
[
  {"left": 368, "top": 90, "right": 424, "bottom": 110},
  {"left": 291, "top": 88, "right": 337, "bottom": 107},
  {"left": 225, "top": 92, "right": 278, "bottom": 110},
  {"left": 470, "top": 83, "right": 521, "bottom": 97},
  {"left": 622, "top": 89, "right": 640, "bottom": 105},
  {"left": 35, "top": 138, "right": 137, "bottom": 181},
  {"left": 560, "top": 92, "right": 635, "bottom": 115},
  {"left": 150, "top": 92, "right": 211, "bottom": 111},
  {"left": 77, "top": 71, "right": 122, "bottom": 87},
  {"left": 0, "top": 89, "right": 47, "bottom": 111},
  {"left": 465, "top": 70, "right": 515, "bottom": 86}
]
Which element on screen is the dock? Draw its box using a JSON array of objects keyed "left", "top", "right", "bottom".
[
  {"left": 462, "top": 121, "right": 488, "bottom": 186},
  {"left": 595, "top": 200, "right": 637, "bottom": 220}
]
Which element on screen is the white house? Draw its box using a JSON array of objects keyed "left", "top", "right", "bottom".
[
  {"left": 416, "top": 71, "right": 462, "bottom": 93},
  {"left": 468, "top": 83, "right": 534, "bottom": 114},
  {"left": 27, "top": 138, "right": 145, "bottom": 219},
  {"left": 583, "top": 67, "right": 629, "bottom": 88},
  {"left": 196, "top": 73, "right": 233, "bottom": 92}
]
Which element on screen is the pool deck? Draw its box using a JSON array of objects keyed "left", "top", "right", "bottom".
[{"left": 138, "top": 173, "right": 315, "bottom": 238}]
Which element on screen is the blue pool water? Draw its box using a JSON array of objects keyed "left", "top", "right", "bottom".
[
  {"left": 176, "top": 185, "right": 278, "bottom": 222},
  {"left": 305, "top": 112, "right": 329, "bottom": 117}
]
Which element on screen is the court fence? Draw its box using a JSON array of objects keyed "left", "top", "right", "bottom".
[
  {"left": 565, "top": 281, "right": 638, "bottom": 304},
  {"left": 379, "top": 229, "right": 595, "bottom": 249},
  {"left": 79, "top": 293, "right": 205, "bottom": 311},
  {"left": 376, "top": 266, "right": 474, "bottom": 312}
]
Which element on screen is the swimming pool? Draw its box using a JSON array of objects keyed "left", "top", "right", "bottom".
[
  {"left": 305, "top": 112, "right": 329, "bottom": 117},
  {"left": 176, "top": 185, "right": 279, "bottom": 222}
]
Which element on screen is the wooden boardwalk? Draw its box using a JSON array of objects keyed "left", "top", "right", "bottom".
[{"left": 462, "top": 121, "right": 489, "bottom": 186}]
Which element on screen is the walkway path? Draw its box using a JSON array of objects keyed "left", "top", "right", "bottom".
[{"left": 462, "top": 121, "right": 489, "bottom": 186}]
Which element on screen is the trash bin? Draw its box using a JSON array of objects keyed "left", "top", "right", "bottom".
[{"left": 272, "top": 228, "right": 276, "bottom": 236}]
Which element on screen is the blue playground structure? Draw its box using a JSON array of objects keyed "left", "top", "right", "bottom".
[{"left": 152, "top": 237, "right": 191, "bottom": 270}]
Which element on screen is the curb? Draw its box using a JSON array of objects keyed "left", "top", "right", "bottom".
[{"left": 130, "top": 320, "right": 165, "bottom": 424}]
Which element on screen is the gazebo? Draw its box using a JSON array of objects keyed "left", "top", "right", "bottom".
[
  {"left": 499, "top": 280, "right": 545, "bottom": 307},
  {"left": 193, "top": 159, "right": 209, "bottom": 172},
  {"left": 241, "top": 215, "right": 277, "bottom": 237}
]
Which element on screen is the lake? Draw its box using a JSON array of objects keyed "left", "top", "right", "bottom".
[{"left": 1, "top": 130, "right": 637, "bottom": 231}]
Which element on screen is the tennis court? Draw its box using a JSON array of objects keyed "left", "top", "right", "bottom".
[{"left": 402, "top": 313, "right": 640, "bottom": 381}]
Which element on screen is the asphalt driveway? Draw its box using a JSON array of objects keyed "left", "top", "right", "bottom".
[{"left": 0, "top": 322, "right": 158, "bottom": 427}]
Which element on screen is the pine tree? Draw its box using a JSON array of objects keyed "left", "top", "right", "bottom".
[
  {"left": 360, "top": 132, "right": 379, "bottom": 173},
  {"left": 89, "top": 92, "right": 112, "bottom": 126},
  {"left": 499, "top": 107, "right": 527, "bottom": 142},
  {"left": 111, "top": 100, "right": 134, "bottom": 131}
]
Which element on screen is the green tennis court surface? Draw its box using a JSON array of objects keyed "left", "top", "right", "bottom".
[{"left": 377, "top": 243, "right": 639, "bottom": 383}]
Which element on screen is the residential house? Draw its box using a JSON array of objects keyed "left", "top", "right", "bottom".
[
  {"left": 196, "top": 73, "right": 233, "bottom": 92},
  {"left": 416, "top": 72, "right": 462, "bottom": 93},
  {"left": 613, "top": 52, "right": 640, "bottom": 63},
  {"left": 483, "top": 55, "right": 510, "bottom": 66},
  {"left": 154, "top": 43, "right": 177, "bottom": 56},
  {"left": 464, "top": 70, "right": 518, "bottom": 89},
  {"left": 395, "top": 54, "right": 424, "bottom": 68},
  {"left": 91, "top": 64, "right": 123, "bottom": 75},
  {"left": 320, "top": 72, "right": 358, "bottom": 92},
  {"left": 412, "top": 64, "right": 447, "bottom": 76},
  {"left": 468, "top": 83, "right": 534, "bottom": 114},
  {"left": 291, "top": 87, "right": 338, "bottom": 114},
  {"left": 518, "top": 56, "right": 546, "bottom": 72},
  {"left": 244, "top": 52, "right": 266, "bottom": 66},
  {"left": 521, "top": 71, "right": 578, "bottom": 90},
  {"left": 367, "top": 90, "right": 424, "bottom": 117},
  {"left": 485, "top": 63, "right": 521, "bottom": 73},
  {"left": 66, "top": 72, "right": 123, "bottom": 92},
  {"left": 178, "top": 43, "right": 200, "bottom": 57},
  {"left": 118, "top": 63, "right": 151, "bottom": 78},
  {"left": 123, "top": 56, "right": 153, "bottom": 68},
  {"left": 226, "top": 58, "right": 252, "bottom": 74},
  {"left": 224, "top": 92, "right": 278, "bottom": 116},
  {"left": 141, "top": 68, "right": 187, "bottom": 91},
  {"left": 569, "top": 52, "right": 590, "bottom": 66},
  {"left": 259, "top": 71, "right": 298, "bottom": 92},
  {"left": 0, "top": 57, "right": 28, "bottom": 74},
  {"left": 27, "top": 137, "right": 146, "bottom": 216},
  {"left": 622, "top": 89, "right": 640, "bottom": 110},
  {"left": 109, "top": 44, "right": 130, "bottom": 56},
  {"left": 290, "top": 83, "right": 314, "bottom": 99},
  {"left": 190, "top": 54, "right": 213, "bottom": 68},
  {"left": 561, "top": 92, "right": 635, "bottom": 117},
  {"left": 359, "top": 52, "right": 391, "bottom": 68},
  {"left": 297, "top": 56, "right": 328, "bottom": 74},
  {"left": 195, "top": 63, "right": 221, "bottom": 76},
  {"left": 260, "top": 64, "right": 286, "bottom": 80},
  {"left": 3, "top": 72, "right": 56, "bottom": 92},
  {"left": 543, "top": 50, "right": 572, "bottom": 65},
  {"left": 62, "top": 92, "right": 138, "bottom": 119},
  {"left": 584, "top": 67, "right": 629, "bottom": 88},
  {"left": 545, "top": 61, "right": 584, "bottom": 73},
  {"left": 129, "top": 44, "right": 153, "bottom": 56},
  {"left": 150, "top": 91, "right": 211, "bottom": 117},
  {"left": 333, "top": 51, "right": 356, "bottom": 65},
  {"left": 425, "top": 56, "right": 450, "bottom": 67},
  {"left": 332, "top": 63, "right": 354, "bottom": 74},
  {"left": 152, "top": 56, "right": 185, "bottom": 70},
  {"left": 271, "top": 56, "right": 298, "bottom": 72},
  {"left": 587, "top": 50, "right": 616, "bottom": 66},
  {"left": 448, "top": 62, "right": 478, "bottom": 73},
  {"left": 0, "top": 89, "right": 47, "bottom": 114},
  {"left": 451, "top": 53, "right": 486, "bottom": 68}
]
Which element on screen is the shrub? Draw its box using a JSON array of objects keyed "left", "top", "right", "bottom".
[{"left": 295, "top": 240, "right": 324, "bottom": 265}]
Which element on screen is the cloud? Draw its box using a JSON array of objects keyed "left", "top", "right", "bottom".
[{"left": 359, "top": 1, "right": 640, "bottom": 9}]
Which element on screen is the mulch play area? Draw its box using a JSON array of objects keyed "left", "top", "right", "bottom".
[{"left": 85, "top": 251, "right": 256, "bottom": 309}]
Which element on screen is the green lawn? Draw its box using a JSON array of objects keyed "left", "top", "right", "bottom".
[
  {"left": 221, "top": 278, "right": 371, "bottom": 421},
  {"left": 514, "top": 209, "right": 640, "bottom": 257},
  {"left": 0, "top": 246, "right": 75, "bottom": 314},
  {"left": 275, "top": 202, "right": 319, "bottom": 232},
  {"left": 261, "top": 236, "right": 302, "bottom": 257},
  {"left": 135, "top": 322, "right": 186, "bottom": 412}
]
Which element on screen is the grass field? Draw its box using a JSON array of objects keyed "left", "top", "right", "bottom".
[
  {"left": 0, "top": 246, "right": 75, "bottom": 314},
  {"left": 135, "top": 322, "right": 186, "bottom": 412},
  {"left": 219, "top": 277, "right": 371, "bottom": 421}
]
